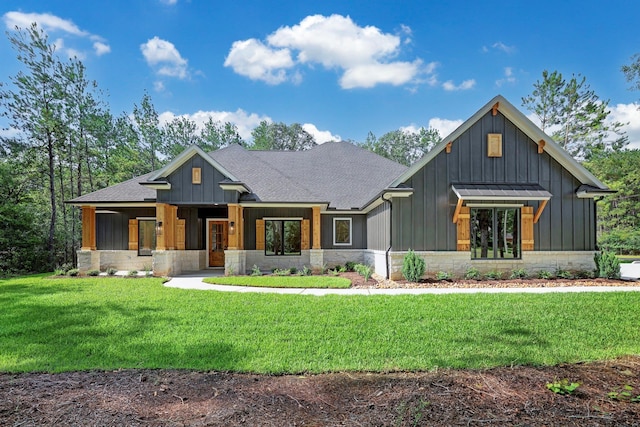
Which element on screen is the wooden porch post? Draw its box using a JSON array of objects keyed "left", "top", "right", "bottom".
[
  {"left": 227, "top": 203, "right": 240, "bottom": 250},
  {"left": 156, "top": 203, "right": 167, "bottom": 250},
  {"left": 81, "top": 206, "right": 96, "bottom": 250},
  {"left": 312, "top": 206, "right": 321, "bottom": 249}
]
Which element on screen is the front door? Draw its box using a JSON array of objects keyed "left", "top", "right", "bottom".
[{"left": 208, "top": 221, "right": 228, "bottom": 267}]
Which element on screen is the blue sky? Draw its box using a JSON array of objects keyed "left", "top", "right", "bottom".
[{"left": 1, "top": 0, "right": 639, "bottom": 148}]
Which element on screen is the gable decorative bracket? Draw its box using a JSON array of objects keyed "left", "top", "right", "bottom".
[
  {"left": 445, "top": 141, "right": 453, "bottom": 153},
  {"left": 492, "top": 102, "right": 499, "bottom": 116},
  {"left": 537, "top": 139, "right": 546, "bottom": 154},
  {"left": 452, "top": 198, "right": 464, "bottom": 223},
  {"left": 533, "top": 199, "right": 548, "bottom": 223}
]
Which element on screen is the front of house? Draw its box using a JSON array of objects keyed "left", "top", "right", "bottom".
[{"left": 69, "top": 96, "right": 613, "bottom": 279}]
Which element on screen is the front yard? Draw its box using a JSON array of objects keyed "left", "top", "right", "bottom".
[{"left": 1, "top": 275, "right": 639, "bottom": 374}]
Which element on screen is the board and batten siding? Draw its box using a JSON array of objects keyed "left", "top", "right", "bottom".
[
  {"left": 96, "top": 208, "right": 155, "bottom": 250},
  {"left": 156, "top": 154, "right": 238, "bottom": 205},
  {"left": 393, "top": 110, "right": 596, "bottom": 252},
  {"left": 366, "top": 202, "right": 390, "bottom": 251},
  {"left": 321, "top": 214, "right": 366, "bottom": 249}
]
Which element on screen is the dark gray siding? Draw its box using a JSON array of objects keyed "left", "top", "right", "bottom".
[
  {"left": 157, "top": 154, "right": 238, "bottom": 204},
  {"left": 321, "top": 215, "right": 366, "bottom": 249},
  {"left": 393, "top": 111, "right": 596, "bottom": 251},
  {"left": 96, "top": 208, "right": 155, "bottom": 250},
  {"left": 366, "top": 203, "right": 390, "bottom": 251},
  {"left": 243, "top": 207, "right": 312, "bottom": 250}
]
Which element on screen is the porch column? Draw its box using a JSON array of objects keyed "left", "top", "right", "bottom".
[
  {"left": 227, "top": 203, "right": 241, "bottom": 250},
  {"left": 155, "top": 203, "right": 168, "bottom": 250},
  {"left": 310, "top": 206, "right": 323, "bottom": 273},
  {"left": 81, "top": 206, "right": 96, "bottom": 250},
  {"left": 312, "top": 206, "right": 321, "bottom": 249}
]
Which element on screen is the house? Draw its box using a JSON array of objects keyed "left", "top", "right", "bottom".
[{"left": 69, "top": 95, "right": 613, "bottom": 279}]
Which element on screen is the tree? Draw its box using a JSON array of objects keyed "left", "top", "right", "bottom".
[
  {"left": 621, "top": 53, "right": 640, "bottom": 97},
  {"left": 200, "top": 117, "right": 244, "bottom": 152},
  {"left": 522, "top": 70, "right": 628, "bottom": 160},
  {"left": 163, "top": 115, "right": 200, "bottom": 158},
  {"left": 363, "top": 127, "right": 441, "bottom": 166},
  {"left": 249, "top": 121, "right": 316, "bottom": 150},
  {"left": 131, "top": 92, "right": 163, "bottom": 171}
]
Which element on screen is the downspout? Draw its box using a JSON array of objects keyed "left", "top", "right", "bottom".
[{"left": 382, "top": 193, "right": 392, "bottom": 280}]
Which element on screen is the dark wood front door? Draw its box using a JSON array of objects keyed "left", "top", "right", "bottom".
[{"left": 208, "top": 221, "right": 228, "bottom": 267}]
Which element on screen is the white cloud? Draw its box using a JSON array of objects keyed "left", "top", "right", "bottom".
[
  {"left": 496, "top": 67, "right": 516, "bottom": 87},
  {"left": 2, "top": 11, "right": 110, "bottom": 58},
  {"left": 483, "top": 41, "right": 516, "bottom": 54},
  {"left": 160, "top": 0, "right": 178, "bottom": 4},
  {"left": 141, "top": 36, "right": 188, "bottom": 79},
  {"left": 442, "top": 79, "right": 476, "bottom": 91},
  {"left": 609, "top": 103, "right": 640, "bottom": 149},
  {"left": 223, "top": 39, "right": 294, "bottom": 85},
  {"left": 428, "top": 118, "right": 464, "bottom": 138},
  {"left": 302, "top": 123, "right": 340, "bottom": 144},
  {"left": 159, "top": 109, "right": 271, "bottom": 141},
  {"left": 153, "top": 81, "right": 166, "bottom": 92},
  {"left": 225, "top": 14, "right": 434, "bottom": 89}
]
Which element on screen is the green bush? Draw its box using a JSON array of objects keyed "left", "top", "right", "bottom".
[
  {"left": 273, "top": 268, "right": 290, "bottom": 276},
  {"left": 289, "top": 267, "right": 298, "bottom": 275},
  {"left": 510, "top": 268, "right": 528, "bottom": 279},
  {"left": 106, "top": 268, "right": 117, "bottom": 276},
  {"left": 435, "top": 271, "right": 452, "bottom": 281},
  {"left": 67, "top": 268, "right": 79, "bottom": 277},
  {"left": 485, "top": 270, "right": 502, "bottom": 280},
  {"left": 354, "top": 263, "right": 373, "bottom": 281},
  {"left": 594, "top": 251, "right": 621, "bottom": 279},
  {"left": 402, "top": 249, "right": 425, "bottom": 282},
  {"left": 250, "top": 265, "right": 262, "bottom": 276},
  {"left": 464, "top": 267, "right": 481, "bottom": 280},
  {"left": 345, "top": 261, "right": 355, "bottom": 272},
  {"left": 555, "top": 268, "right": 573, "bottom": 279},
  {"left": 127, "top": 270, "right": 138, "bottom": 277},
  {"left": 537, "top": 270, "right": 553, "bottom": 279},
  {"left": 87, "top": 270, "right": 100, "bottom": 277},
  {"left": 299, "top": 265, "right": 312, "bottom": 276}
]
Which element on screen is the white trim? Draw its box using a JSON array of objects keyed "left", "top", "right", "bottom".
[
  {"left": 333, "top": 217, "right": 352, "bottom": 246},
  {"left": 136, "top": 216, "right": 156, "bottom": 220},
  {"left": 466, "top": 203, "right": 524, "bottom": 208},
  {"left": 263, "top": 217, "right": 304, "bottom": 221}
]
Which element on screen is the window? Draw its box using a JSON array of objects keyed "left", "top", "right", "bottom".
[
  {"left": 138, "top": 219, "right": 157, "bottom": 256},
  {"left": 470, "top": 208, "right": 520, "bottom": 259},
  {"left": 265, "top": 220, "right": 301, "bottom": 255},
  {"left": 333, "top": 218, "right": 352, "bottom": 246}
]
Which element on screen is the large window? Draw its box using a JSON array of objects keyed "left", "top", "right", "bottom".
[
  {"left": 138, "top": 219, "right": 157, "bottom": 256},
  {"left": 265, "top": 219, "right": 301, "bottom": 255},
  {"left": 471, "top": 208, "right": 520, "bottom": 259},
  {"left": 333, "top": 218, "right": 352, "bottom": 246}
]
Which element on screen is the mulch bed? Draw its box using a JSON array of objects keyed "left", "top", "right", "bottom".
[{"left": 2, "top": 357, "right": 639, "bottom": 426}]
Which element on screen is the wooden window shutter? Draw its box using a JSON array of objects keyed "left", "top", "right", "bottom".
[
  {"left": 456, "top": 206, "right": 470, "bottom": 251},
  {"left": 256, "top": 219, "right": 265, "bottom": 250},
  {"left": 521, "top": 206, "right": 534, "bottom": 251},
  {"left": 128, "top": 219, "right": 138, "bottom": 250},
  {"left": 301, "top": 219, "right": 310, "bottom": 250},
  {"left": 176, "top": 219, "right": 186, "bottom": 250}
]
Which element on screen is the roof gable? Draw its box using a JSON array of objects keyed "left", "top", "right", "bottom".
[
  {"left": 391, "top": 95, "right": 609, "bottom": 190},
  {"left": 149, "top": 144, "right": 238, "bottom": 182}
]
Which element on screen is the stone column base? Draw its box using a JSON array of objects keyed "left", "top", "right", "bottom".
[
  {"left": 77, "top": 250, "right": 99, "bottom": 273},
  {"left": 310, "top": 249, "right": 324, "bottom": 274},
  {"left": 225, "top": 250, "right": 246, "bottom": 275}
]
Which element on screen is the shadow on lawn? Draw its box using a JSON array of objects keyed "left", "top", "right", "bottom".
[{"left": 0, "top": 283, "right": 245, "bottom": 372}]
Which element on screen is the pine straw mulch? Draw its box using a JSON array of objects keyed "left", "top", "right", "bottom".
[{"left": 1, "top": 356, "right": 639, "bottom": 426}]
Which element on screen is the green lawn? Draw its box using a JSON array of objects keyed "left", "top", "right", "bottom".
[
  {"left": 203, "top": 275, "right": 351, "bottom": 288},
  {"left": 1, "top": 275, "right": 639, "bottom": 374}
]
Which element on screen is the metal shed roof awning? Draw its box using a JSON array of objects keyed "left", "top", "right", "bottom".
[{"left": 451, "top": 183, "right": 552, "bottom": 224}]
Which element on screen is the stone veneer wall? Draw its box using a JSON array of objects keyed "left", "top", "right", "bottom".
[
  {"left": 322, "top": 249, "right": 365, "bottom": 268},
  {"left": 77, "top": 250, "right": 205, "bottom": 276},
  {"left": 243, "top": 250, "right": 312, "bottom": 274},
  {"left": 387, "top": 251, "right": 597, "bottom": 280}
]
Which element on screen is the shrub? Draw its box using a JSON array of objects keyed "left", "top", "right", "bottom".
[
  {"left": 289, "top": 267, "right": 298, "bottom": 275},
  {"left": 435, "top": 271, "right": 452, "bottom": 281},
  {"left": 594, "top": 251, "right": 621, "bottom": 279},
  {"left": 106, "top": 268, "right": 117, "bottom": 276},
  {"left": 87, "top": 270, "right": 100, "bottom": 277},
  {"left": 127, "top": 270, "right": 138, "bottom": 277},
  {"left": 555, "top": 268, "right": 573, "bottom": 279},
  {"left": 337, "top": 265, "right": 347, "bottom": 273},
  {"left": 250, "top": 265, "right": 262, "bottom": 276},
  {"left": 53, "top": 268, "right": 65, "bottom": 276},
  {"left": 67, "top": 268, "right": 80, "bottom": 277},
  {"left": 537, "top": 270, "right": 553, "bottom": 280},
  {"left": 464, "top": 267, "right": 481, "bottom": 280},
  {"left": 345, "top": 261, "right": 355, "bottom": 272},
  {"left": 354, "top": 263, "right": 373, "bottom": 281},
  {"left": 273, "top": 268, "right": 290, "bottom": 276},
  {"left": 300, "top": 265, "right": 312, "bottom": 276},
  {"left": 510, "top": 268, "right": 528, "bottom": 279},
  {"left": 485, "top": 270, "right": 503, "bottom": 280},
  {"left": 402, "top": 249, "right": 425, "bottom": 282}
]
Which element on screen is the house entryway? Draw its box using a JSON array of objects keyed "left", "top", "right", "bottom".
[{"left": 208, "top": 220, "right": 228, "bottom": 267}]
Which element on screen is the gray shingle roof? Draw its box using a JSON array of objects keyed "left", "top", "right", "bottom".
[{"left": 68, "top": 142, "right": 408, "bottom": 209}]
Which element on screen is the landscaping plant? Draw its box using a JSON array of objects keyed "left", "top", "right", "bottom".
[
  {"left": 402, "top": 249, "right": 425, "bottom": 282},
  {"left": 464, "top": 267, "right": 481, "bottom": 280},
  {"left": 594, "top": 251, "right": 621, "bottom": 279}
]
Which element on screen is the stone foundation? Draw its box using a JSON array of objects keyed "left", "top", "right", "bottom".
[
  {"left": 77, "top": 250, "right": 206, "bottom": 276},
  {"left": 387, "top": 250, "right": 597, "bottom": 280},
  {"left": 224, "top": 250, "right": 247, "bottom": 276}
]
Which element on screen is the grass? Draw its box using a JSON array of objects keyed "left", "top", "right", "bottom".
[
  {"left": 1, "top": 274, "right": 639, "bottom": 374},
  {"left": 202, "top": 275, "right": 351, "bottom": 288},
  {"left": 617, "top": 255, "right": 640, "bottom": 263}
]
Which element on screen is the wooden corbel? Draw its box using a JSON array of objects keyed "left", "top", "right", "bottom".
[
  {"left": 492, "top": 102, "right": 499, "bottom": 116},
  {"left": 452, "top": 198, "right": 464, "bottom": 223},
  {"left": 533, "top": 199, "right": 548, "bottom": 224},
  {"left": 445, "top": 141, "right": 453, "bottom": 153},
  {"left": 537, "top": 139, "right": 546, "bottom": 154}
]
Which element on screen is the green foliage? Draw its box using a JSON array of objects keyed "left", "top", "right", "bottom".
[
  {"left": 435, "top": 271, "right": 452, "bottom": 281},
  {"left": 345, "top": 261, "right": 355, "bottom": 272},
  {"left": 485, "top": 270, "right": 503, "bottom": 280},
  {"left": 354, "top": 263, "right": 373, "bottom": 281},
  {"left": 204, "top": 275, "right": 351, "bottom": 289},
  {"left": 87, "top": 270, "right": 100, "bottom": 277},
  {"left": 608, "top": 384, "right": 640, "bottom": 402},
  {"left": 622, "top": 53, "right": 640, "bottom": 96},
  {"left": 250, "top": 265, "right": 262, "bottom": 276},
  {"left": 249, "top": 121, "right": 317, "bottom": 151},
  {"left": 300, "top": 265, "right": 312, "bottom": 276},
  {"left": 546, "top": 379, "right": 580, "bottom": 395},
  {"left": 272, "top": 268, "right": 291, "bottom": 276},
  {"left": 402, "top": 250, "right": 426, "bottom": 282},
  {"left": 289, "top": 267, "right": 297, "bottom": 275},
  {"left": 594, "top": 251, "right": 621, "bottom": 279},
  {"left": 363, "top": 127, "right": 441, "bottom": 166},
  {"left": 106, "top": 268, "right": 117, "bottom": 276},
  {"left": 127, "top": 270, "right": 138, "bottom": 277},
  {"left": 537, "top": 270, "right": 554, "bottom": 280},
  {"left": 510, "top": 268, "right": 528, "bottom": 279},
  {"left": 464, "top": 267, "right": 481, "bottom": 280},
  {"left": 555, "top": 268, "right": 573, "bottom": 279}
]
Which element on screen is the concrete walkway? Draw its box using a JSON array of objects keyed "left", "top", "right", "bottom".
[{"left": 164, "top": 274, "right": 640, "bottom": 295}]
